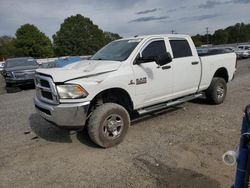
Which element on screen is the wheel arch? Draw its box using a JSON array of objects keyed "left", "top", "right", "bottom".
[
  {"left": 88, "top": 87, "right": 134, "bottom": 115},
  {"left": 213, "top": 67, "right": 229, "bottom": 82}
]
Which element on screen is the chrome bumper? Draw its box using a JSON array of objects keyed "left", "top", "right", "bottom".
[{"left": 34, "top": 96, "right": 90, "bottom": 127}]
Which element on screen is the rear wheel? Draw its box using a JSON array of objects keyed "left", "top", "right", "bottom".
[
  {"left": 206, "top": 77, "right": 227, "bottom": 104},
  {"left": 88, "top": 103, "right": 130, "bottom": 148}
]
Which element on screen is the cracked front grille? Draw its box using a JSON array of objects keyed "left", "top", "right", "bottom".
[{"left": 35, "top": 74, "right": 59, "bottom": 104}]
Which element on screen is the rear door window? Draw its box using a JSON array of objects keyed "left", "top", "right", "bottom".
[{"left": 170, "top": 40, "right": 192, "bottom": 58}]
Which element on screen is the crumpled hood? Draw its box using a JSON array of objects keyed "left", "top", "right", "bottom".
[{"left": 36, "top": 60, "right": 121, "bottom": 82}]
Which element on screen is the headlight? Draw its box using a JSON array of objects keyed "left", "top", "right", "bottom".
[
  {"left": 56, "top": 84, "right": 88, "bottom": 99},
  {"left": 6, "top": 72, "right": 13, "bottom": 77}
]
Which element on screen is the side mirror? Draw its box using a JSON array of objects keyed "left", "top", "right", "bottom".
[
  {"left": 135, "top": 52, "right": 172, "bottom": 66},
  {"left": 155, "top": 52, "right": 172, "bottom": 66},
  {"left": 135, "top": 54, "right": 155, "bottom": 65}
]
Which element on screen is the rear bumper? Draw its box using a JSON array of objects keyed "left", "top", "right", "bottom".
[{"left": 34, "top": 96, "right": 90, "bottom": 127}]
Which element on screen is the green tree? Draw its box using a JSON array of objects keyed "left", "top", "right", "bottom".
[
  {"left": 192, "top": 34, "right": 203, "bottom": 47},
  {"left": 15, "top": 24, "right": 53, "bottom": 58},
  {"left": 53, "top": 14, "right": 121, "bottom": 56},
  {"left": 213, "top": 29, "right": 229, "bottom": 44},
  {"left": 104, "top": 32, "right": 122, "bottom": 43},
  {"left": 0, "top": 36, "right": 16, "bottom": 59},
  {"left": 192, "top": 22, "right": 250, "bottom": 45}
]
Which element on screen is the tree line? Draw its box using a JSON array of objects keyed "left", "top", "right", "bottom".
[
  {"left": 1, "top": 15, "right": 250, "bottom": 59},
  {"left": 192, "top": 23, "right": 250, "bottom": 47},
  {"left": 0, "top": 14, "right": 121, "bottom": 59}
]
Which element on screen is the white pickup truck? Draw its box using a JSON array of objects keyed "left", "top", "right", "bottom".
[{"left": 34, "top": 34, "right": 236, "bottom": 148}]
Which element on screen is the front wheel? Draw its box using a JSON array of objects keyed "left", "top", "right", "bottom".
[
  {"left": 87, "top": 103, "right": 130, "bottom": 148},
  {"left": 206, "top": 77, "right": 227, "bottom": 104}
]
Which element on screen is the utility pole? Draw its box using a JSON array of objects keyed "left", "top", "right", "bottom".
[
  {"left": 171, "top": 30, "right": 175, "bottom": 34},
  {"left": 206, "top": 27, "right": 209, "bottom": 44}
]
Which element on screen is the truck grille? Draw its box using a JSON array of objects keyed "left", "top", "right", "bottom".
[
  {"left": 13, "top": 70, "right": 35, "bottom": 79},
  {"left": 35, "top": 74, "right": 59, "bottom": 104}
]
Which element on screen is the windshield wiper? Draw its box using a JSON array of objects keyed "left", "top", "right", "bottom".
[{"left": 92, "top": 58, "right": 121, "bottom": 62}]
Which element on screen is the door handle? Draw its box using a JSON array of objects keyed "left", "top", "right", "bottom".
[
  {"left": 162, "top": 65, "right": 171, "bottom": 70},
  {"left": 191, "top": 61, "right": 199, "bottom": 65}
]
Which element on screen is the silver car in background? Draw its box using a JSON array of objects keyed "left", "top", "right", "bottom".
[
  {"left": 224, "top": 47, "right": 249, "bottom": 59},
  {"left": 237, "top": 45, "right": 250, "bottom": 58}
]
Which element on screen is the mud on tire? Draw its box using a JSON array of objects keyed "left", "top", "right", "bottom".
[{"left": 87, "top": 103, "right": 130, "bottom": 148}]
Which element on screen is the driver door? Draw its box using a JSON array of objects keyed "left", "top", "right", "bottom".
[{"left": 132, "top": 39, "right": 173, "bottom": 108}]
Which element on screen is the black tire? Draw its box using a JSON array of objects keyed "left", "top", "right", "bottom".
[
  {"left": 5, "top": 82, "right": 11, "bottom": 87},
  {"left": 206, "top": 77, "right": 227, "bottom": 104},
  {"left": 88, "top": 103, "right": 130, "bottom": 148}
]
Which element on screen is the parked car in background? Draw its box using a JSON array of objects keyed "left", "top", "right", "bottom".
[
  {"left": 55, "top": 56, "right": 82, "bottom": 68},
  {"left": 238, "top": 44, "right": 250, "bottom": 51},
  {"left": 198, "top": 47, "right": 249, "bottom": 59},
  {"left": 0, "top": 63, "right": 4, "bottom": 73},
  {"left": 2, "top": 57, "right": 39, "bottom": 92},
  {"left": 197, "top": 47, "right": 233, "bottom": 56},
  {"left": 222, "top": 47, "right": 249, "bottom": 59},
  {"left": 39, "top": 61, "right": 57, "bottom": 69},
  {"left": 237, "top": 45, "right": 250, "bottom": 58},
  {"left": 39, "top": 56, "right": 90, "bottom": 69},
  {"left": 196, "top": 48, "right": 208, "bottom": 56}
]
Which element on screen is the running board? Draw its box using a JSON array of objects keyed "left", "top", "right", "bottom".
[{"left": 137, "top": 93, "right": 203, "bottom": 115}]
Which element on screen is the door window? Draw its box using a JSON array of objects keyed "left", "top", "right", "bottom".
[
  {"left": 142, "top": 40, "right": 166, "bottom": 59},
  {"left": 169, "top": 40, "right": 192, "bottom": 58}
]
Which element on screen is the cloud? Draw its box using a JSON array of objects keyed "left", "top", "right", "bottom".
[
  {"left": 85, "top": 0, "right": 146, "bottom": 9},
  {"left": 136, "top": 8, "right": 158, "bottom": 15},
  {"left": 198, "top": 1, "right": 223, "bottom": 8},
  {"left": 232, "top": 0, "right": 250, "bottom": 3},
  {"left": 0, "top": 0, "right": 250, "bottom": 39},
  {"left": 199, "top": 0, "right": 250, "bottom": 9},
  {"left": 129, "top": 16, "right": 168, "bottom": 22},
  {"left": 167, "top": 9, "right": 177, "bottom": 12},
  {"left": 180, "top": 14, "right": 219, "bottom": 22},
  {"left": 159, "top": 20, "right": 173, "bottom": 23}
]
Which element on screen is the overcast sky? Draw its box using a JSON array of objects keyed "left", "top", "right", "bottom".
[{"left": 0, "top": 0, "right": 250, "bottom": 39}]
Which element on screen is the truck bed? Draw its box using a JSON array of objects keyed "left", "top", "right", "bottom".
[{"left": 198, "top": 52, "right": 236, "bottom": 92}]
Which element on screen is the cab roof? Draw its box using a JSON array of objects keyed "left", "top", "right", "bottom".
[{"left": 120, "top": 34, "right": 190, "bottom": 41}]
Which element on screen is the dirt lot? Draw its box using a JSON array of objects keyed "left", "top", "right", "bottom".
[{"left": 0, "top": 59, "right": 250, "bottom": 188}]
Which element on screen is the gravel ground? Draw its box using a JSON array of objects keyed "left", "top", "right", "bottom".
[{"left": 0, "top": 59, "right": 250, "bottom": 188}]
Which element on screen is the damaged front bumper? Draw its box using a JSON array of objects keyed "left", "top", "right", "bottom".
[{"left": 34, "top": 96, "right": 90, "bottom": 127}]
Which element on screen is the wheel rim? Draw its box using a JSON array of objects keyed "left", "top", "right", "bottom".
[
  {"left": 216, "top": 84, "right": 224, "bottom": 98},
  {"left": 102, "top": 114, "right": 124, "bottom": 139}
]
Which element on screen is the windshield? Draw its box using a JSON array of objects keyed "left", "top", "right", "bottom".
[
  {"left": 6, "top": 58, "right": 37, "bottom": 68},
  {"left": 91, "top": 39, "right": 141, "bottom": 61}
]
